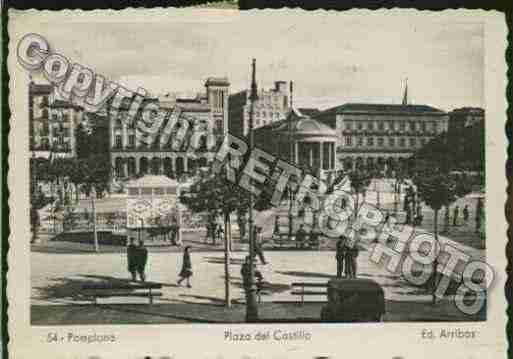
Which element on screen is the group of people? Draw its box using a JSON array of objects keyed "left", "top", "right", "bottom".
[
  {"left": 452, "top": 204, "right": 470, "bottom": 226},
  {"left": 335, "top": 235, "right": 359, "bottom": 278},
  {"left": 403, "top": 185, "right": 424, "bottom": 226},
  {"left": 126, "top": 238, "right": 193, "bottom": 287}
]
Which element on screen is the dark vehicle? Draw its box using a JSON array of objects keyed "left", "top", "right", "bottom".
[{"left": 320, "top": 278, "right": 385, "bottom": 322}]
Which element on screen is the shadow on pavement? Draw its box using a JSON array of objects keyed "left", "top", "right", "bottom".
[{"left": 275, "top": 270, "right": 335, "bottom": 279}]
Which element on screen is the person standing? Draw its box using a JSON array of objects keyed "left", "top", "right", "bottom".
[
  {"left": 463, "top": 205, "right": 470, "bottom": 224},
  {"left": 295, "top": 224, "right": 307, "bottom": 249},
  {"left": 335, "top": 236, "right": 347, "bottom": 278},
  {"left": 127, "top": 237, "right": 138, "bottom": 281},
  {"left": 475, "top": 198, "right": 483, "bottom": 233},
  {"left": 253, "top": 226, "right": 268, "bottom": 265},
  {"left": 347, "top": 240, "right": 359, "bottom": 278},
  {"left": 135, "top": 239, "right": 148, "bottom": 282},
  {"left": 177, "top": 246, "right": 193, "bottom": 288},
  {"left": 453, "top": 206, "right": 460, "bottom": 226}
]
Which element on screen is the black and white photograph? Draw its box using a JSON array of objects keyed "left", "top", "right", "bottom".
[{"left": 6, "top": 7, "right": 508, "bottom": 359}]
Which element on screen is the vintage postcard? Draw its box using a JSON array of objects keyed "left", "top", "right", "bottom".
[{"left": 7, "top": 8, "right": 508, "bottom": 359}]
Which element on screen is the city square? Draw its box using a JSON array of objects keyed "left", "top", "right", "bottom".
[{"left": 23, "top": 13, "right": 487, "bottom": 325}]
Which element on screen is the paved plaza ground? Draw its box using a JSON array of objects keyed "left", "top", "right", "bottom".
[
  {"left": 31, "top": 182, "right": 486, "bottom": 324},
  {"left": 31, "top": 244, "right": 485, "bottom": 324}
]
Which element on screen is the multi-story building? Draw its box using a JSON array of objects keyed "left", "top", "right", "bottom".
[
  {"left": 228, "top": 81, "right": 290, "bottom": 137},
  {"left": 448, "top": 107, "right": 485, "bottom": 134},
  {"left": 315, "top": 102, "right": 449, "bottom": 172},
  {"left": 110, "top": 77, "right": 230, "bottom": 179},
  {"left": 29, "top": 81, "right": 83, "bottom": 158}
]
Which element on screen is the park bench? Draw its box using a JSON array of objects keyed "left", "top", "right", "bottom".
[
  {"left": 291, "top": 282, "right": 328, "bottom": 304},
  {"left": 271, "top": 232, "right": 297, "bottom": 248},
  {"left": 82, "top": 282, "right": 163, "bottom": 305}
]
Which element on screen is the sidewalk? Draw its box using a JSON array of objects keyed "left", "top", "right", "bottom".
[{"left": 31, "top": 298, "right": 484, "bottom": 325}]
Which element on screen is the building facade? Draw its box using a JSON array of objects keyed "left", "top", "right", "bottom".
[
  {"left": 448, "top": 107, "right": 485, "bottom": 134},
  {"left": 254, "top": 108, "right": 338, "bottom": 182},
  {"left": 315, "top": 103, "right": 449, "bottom": 172},
  {"left": 228, "top": 81, "right": 290, "bottom": 137},
  {"left": 110, "top": 77, "right": 230, "bottom": 179},
  {"left": 29, "top": 82, "right": 83, "bottom": 158}
]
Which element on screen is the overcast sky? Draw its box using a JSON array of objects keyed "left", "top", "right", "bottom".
[{"left": 22, "top": 10, "right": 483, "bottom": 111}]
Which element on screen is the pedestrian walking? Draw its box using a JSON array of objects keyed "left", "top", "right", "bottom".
[
  {"left": 253, "top": 226, "right": 268, "bottom": 264},
  {"left": 335, "top": 236, "right": 347, "bottom": 278},
  {"left": 127, "top": 237, "right": 138, "bottom": 281},
  {"left": 135, "top": 239, "right": 148, "bottom": 282},
  {"left": 453, "top": 206, "right": 460, "bottom": 226},
  {"left": 216, "top": 223, "right": 224, "bottom": 243},
  {"left": 177, "top": 246, "right": 193, "bottom": 288},
  {"left": 463, "top": 205, "right": 470, "bottom": 223}
]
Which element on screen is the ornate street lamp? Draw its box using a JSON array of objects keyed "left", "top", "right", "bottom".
[{"left": 245, "top": 58, "right": 259, "bottom": 323}]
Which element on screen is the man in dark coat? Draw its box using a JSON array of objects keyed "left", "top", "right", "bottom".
[
  {"left": 135, "top": 239, "right": 148, "bottom": 282},
  {"left": 335, "top": 236, "right": 347, "bottom": 278},
  {"left": 127, "top": 237, "right": 138, "bottom": 281},
  {"left": 296, "top": 224, "right": 307, "bottom": 249}
]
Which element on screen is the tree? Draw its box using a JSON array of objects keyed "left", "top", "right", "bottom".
[
  {"left": 180, "top": 167, "right": 271, "bottom": 310},
  {"left": 348, "top": 169, "right": 372, "bottom": 219},
  {"left": 413, "top": 170, "right": 472, "bottom": 303}
]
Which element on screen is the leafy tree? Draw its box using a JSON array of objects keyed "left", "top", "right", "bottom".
[
  {"left": 180, "top": 165, "right": 272, "bottom": 309},
  {"left": 413, "top": 170, "right": 472, "bottom": 303},
  {"left": 348, "top": 169, "right": 372, "bottom": 218}
]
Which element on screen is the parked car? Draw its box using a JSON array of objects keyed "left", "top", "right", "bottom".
[{"left": 321, "top": 278, "right": 385, "bottom": 322}]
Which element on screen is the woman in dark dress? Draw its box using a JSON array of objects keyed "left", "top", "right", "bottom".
[{"left": 177, "top": 246, "right": 193, "bottom": 288}]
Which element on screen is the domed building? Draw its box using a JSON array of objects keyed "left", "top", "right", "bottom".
[{"left": 253, "top": 107, "right": 339, "bottom": 182}]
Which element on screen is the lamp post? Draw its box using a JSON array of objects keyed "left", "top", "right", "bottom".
[
  {"left": 91, "top": 186, "right": 99, "bottom": 252},
  {"left": 245, "top": 58, "right": 259, "bottom": 323},
  {"left": 288, "top": 81, "right": 294, "bottom": 242}
]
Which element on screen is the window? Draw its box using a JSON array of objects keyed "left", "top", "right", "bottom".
[
  {"left": 166, "top": 187, "right": 177, "bottom": 195},
  {"left": 421, "top": 122, "right": 427, "bottom": 132},
  {"left": 345, "top": 136, "right": 353, "bottom": 146},
  {"left": 399, "top": 138, "right": 406, "bottom": 147},
  {"left": 128, "top": 135, "right": 135, "bottom": 147},
  {"left": 388, "top": 137, "right": 395, "bottom": 147},
  {"left": 367, "top": 137, "right": 374, "bottom": 146},
  {"left": 357, "top": 122, "right": 363, "bottom": 131},
  {"left": 378, "top": 122, "right": 384, "bottom": 131},
  {"left": 409, "top": 121, "right": 415, "bottom": 131},
  {"left": 345, "top": 122, "right": 353, "bottom": 131},
  {"left": 421, "top": 138, "right": 427, "bottom": 146},
  {"left": 141, "top": 188, "right": 152, "bottom": 196},
  {"left": 433, "top": 122, "right": 439, "bottom": 133},
  {"left": 115, "top": 135, "right": 122, "bottom": 148},
  {"left": 409, "top": 138, "right": 416, "bottom": 147},
  {"left": 377, "top": 137, "right": 384, "bottom": 146},
  {"left": 42, "top": 109, "right": 49, "bottom": 118},
  {"left": 52, "top": 114, "right": 58, "bottom": 121},
  {"left": 368, "top": 121, "right": 374, "bottom": 131},
  {"left": 390, "top": 121, "right": 395, "bottom": 130},
  {"left": 62, "top": 128, "right": 70, "bottom": 137},
  {"left": 431, "top": 121, "right": 437, "bottom": 132},
  {"left": 357, "top": 137, "right": 363, "bottom": 146}
]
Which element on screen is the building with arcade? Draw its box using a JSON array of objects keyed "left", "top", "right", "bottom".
[{"left": 110, "top": 77, "right": 230, "bottom": 179}]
